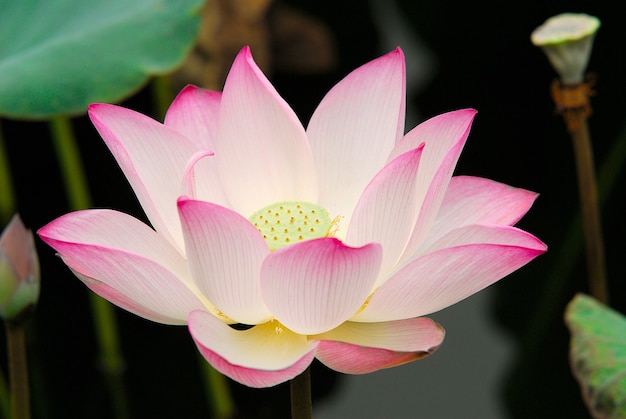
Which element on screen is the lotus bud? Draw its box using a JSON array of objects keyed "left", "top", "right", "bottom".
[{"left": 0, "top": 214, "right": 40, "bottom": 322}]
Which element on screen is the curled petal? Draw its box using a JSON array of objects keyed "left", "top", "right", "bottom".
[
  {"left": 180, "top": 150, "right": 229, "bottom": 207},
  {"left": 178, "top": 199, "right": 271, "bottom": 324},
  {"left": 88, "top": 104, "right": 199, "bottom": 251},
  {"left": 216, "top": 47, "right": 317, "bottom": 216},
  {"left": 189, "top": 310, "right": 318, "bottom": 388},
  {"left": 164, "top": 85, "right": 221, "bottom": 151},
  {"left": 309, "top": 48, "right": 406, "bottom": 222},
  {"left": 261, "top": 238, "right": 382, "bottom": 335},
  {"left": 354, "top": 232, "right": 547, "bottom": 322}
]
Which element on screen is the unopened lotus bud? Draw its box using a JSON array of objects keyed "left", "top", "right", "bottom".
[{"left": 0, "top": 214, "right": 40, "bottom": 322}]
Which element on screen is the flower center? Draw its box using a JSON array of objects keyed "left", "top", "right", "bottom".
[{"left": 248, "top": 201, "right": 335, "bottom": 251}]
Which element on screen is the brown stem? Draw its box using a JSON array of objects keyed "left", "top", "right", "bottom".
[
  {"left": 570, "top": 118, "right": 609, "bottom": 304},
  {"left": 290, "top": 366, "right": 312, "bottom": 419},
  {"left": 5, "top": 321, "right": 30, "bottom": 419}
]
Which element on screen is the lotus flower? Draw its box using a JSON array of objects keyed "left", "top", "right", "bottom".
[{"left": 39, "top": 47, "right": 546, "bottom": 388}]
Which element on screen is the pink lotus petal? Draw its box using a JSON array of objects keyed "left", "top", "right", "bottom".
[
  {"left": 393, "top": 110, "right": 477, "bottom": 264},
  {"left": 89, "top": 104, "right": 199, "bottom": 252},
  {"left": 38, "top": 209, "right": 188, "bottom": 280},
  {"left": 215, "top": 47, "right": 317, "bottom": 216},
  {"left": 353, "top": 234, "right": 547, "bottom": 322},
  {"left": 178, "top": 198, "right": 272, "bottom": 324},
  {"left": 346, "top": 145, "right": 424, "bottom": 283},
  {"left": 419, "top": 176, "right": 538, "bottom": 250},
  {"left": 39, "top": 213, "right": 206, "bottom": 324},
  {"left": 260, "top": 238, "right": 382, "bottom": 335},
  {"left": 164, "top": 85, "right": 221, "bottom": 151},
  {"left": 189, "top": 310, "right": 318, "bottom": 388},
  {"left": 308, "top": 48, "right": 406, "bottom": 227},
  {"left": 440, "top": 176, "right": 539, "bottom": 226},
  {"left": 316, "top": 339, "right": 441, "bottom": 375}
]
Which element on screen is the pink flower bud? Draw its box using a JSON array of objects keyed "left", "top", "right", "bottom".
[{"left": 0, "top": 214, "right": 40, "bottom": 321}]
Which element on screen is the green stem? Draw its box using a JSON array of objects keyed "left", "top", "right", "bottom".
[
  {"left": 199, "top": 357, "right": 234, "bottom": 419},
  {"left": 0, "top": 364, "right": 10, "bottom": 419},
  {"left": 510, "top": 117, "right": 626, "bottom": 401},
  {"left": 49, "top": 116, "right": 129, "bottom": 418},
  {"left": 49, "top": 117, "right": 91, "bottom": 209},
  {"left": 290, "top": 366, "right": 312, "bottom": 419},
  {"left": 5, "top": 321, "right": 30, "bottom": 419},
  {"left": 0, "top": 121, "right": 16, "bottom": 223},
  {"left": 569, "top": 119, "right": 608, "bottom": 303},
  {"left": 151, "top": 75, "right": 173, "bottom": 122}
]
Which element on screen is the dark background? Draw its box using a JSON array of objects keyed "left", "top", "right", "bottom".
[{"left": 2, "top": 0, "right": 625, "bottom": 417}]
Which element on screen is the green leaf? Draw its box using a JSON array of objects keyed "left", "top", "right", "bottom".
[
  {"left": 565, "top": 293, "right": 626, "bottom": 418},
  {"left": 0, "top": 0, "right": 203, "bottom": 119}
]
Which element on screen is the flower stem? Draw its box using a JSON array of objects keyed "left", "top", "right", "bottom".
[
  {"left": 0, "top": 365, "right": 10, "bottom": 419},
  {"left": 290, "top": 366, "right": 312, "bottom": 419},
  {"left": 151, "top": 75, "right": 173, "bottom": 122},
  {"left": 49, "top": 116, "right": 130, "bottom": 418},
  {"left": 0, "top": 121, "right": 16, "bottom": 223},
  {"left": 569, "top": 118, "right": 608, "bottom": 304},
  {"left": 509, "top": 118, "right": 626, "bottom": 404},
  {"left": 199, "top": 357, "right": 234, "bottom": 419},
  {"left": 49, "top": 117, "right": 90, "bottom": 209},
  {"left": 5, "top": 320, "right": 30, "bottom": 419}
]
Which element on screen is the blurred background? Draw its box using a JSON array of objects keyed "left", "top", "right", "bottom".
[{"left": 2, "top": 0, "right": 625, "bottom": 417}]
